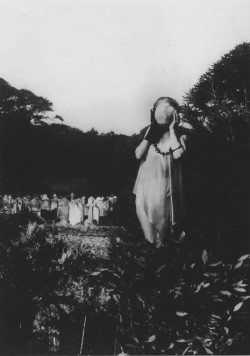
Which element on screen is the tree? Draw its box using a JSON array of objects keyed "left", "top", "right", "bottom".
[
  {"left": 185, "top": 42, "right": 250, "bottom": 109},
  {"left": 0, "top": 78, "right": 62, "bottom": 124},
  {"left": 181, "top": 43, "right": 250, "bottom": 254}
]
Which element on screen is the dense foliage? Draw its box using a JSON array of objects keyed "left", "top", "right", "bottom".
[
  {"left": 1, "top": 212, "right": 250, "bottom": 355},
  {"left": 180, "top": 42, "right": 250, "bottom": 255},
  {"left": 185, "top": 42, "right": 250, "bottom": 111}
]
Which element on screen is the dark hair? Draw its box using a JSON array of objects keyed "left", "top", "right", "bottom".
[{"left": 152, "top": 97, "right": 180, "bottom": 113}]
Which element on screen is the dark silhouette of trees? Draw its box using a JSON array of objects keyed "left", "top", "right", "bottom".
[
  {"left": 182, "top": 42, "right": 250, "bottom": 256},
  {"left": 0, "top": 78, "right": 140, "bottom": 196}
]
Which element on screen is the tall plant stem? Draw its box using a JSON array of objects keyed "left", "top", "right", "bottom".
[{"left": 79, "top": 315, "right": 87, "bottom": 356}]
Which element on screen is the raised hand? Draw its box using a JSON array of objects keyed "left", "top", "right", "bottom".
[
  {"left": 145, "top": 113, "right": 165, "bottom": 143},
  {"left": 169, "top": 110, "right": 179, "bottom": 132}
]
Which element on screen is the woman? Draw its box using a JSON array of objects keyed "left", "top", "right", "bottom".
[{"left": 133, "top": 97, "right": 187, "bottom": 243}]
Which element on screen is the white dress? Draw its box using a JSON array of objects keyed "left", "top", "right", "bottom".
[
  {"left": 133, "top": 132, "right": 185, "bottom": 242},
  {"left": 69, "top": 201, "right": 83, "bottom": 225}
]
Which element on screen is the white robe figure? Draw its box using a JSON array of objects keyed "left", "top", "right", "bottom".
[
  {"left": 11, "top": 199, "right": 17, "bottom": 214},
  {"left": 41, "top": 194, "right": 50, "bottom": 211},
  {"left": 102, "top": 199, "right": 110, "bottom": 216},
  {"left": 77, "top": 199, "right": 85, "bottom": 222},
  {"left": 50, "top": 194, "right": 59, "bottom": 211},
  {"left": 29, "top": 198, "right": 41, "bottom": 217},
  {"left": 69, "top": 200, "right": 83, "bottom": 225},
  {"left": 87, "top": 196, "right": 95, "bottom": 220},
  {"left": 3, "top": 195, "right": 9, "bottom": 206},
  {"left": 96, "top": 197, "right": 105, "bottom": 217},
  {"left": 108, "top": 195, "right": 117, "bottom": 212},
  {"left": 84, "top": 204, "right": 89, "bottom": 217},
  {"left": 16, "top": 198, "right": 23, "bottom": 212},
  {"left": 93, "top": 206, "right": 100, "bottom": 224},
  {"left": 22, "top": 196, "right": 30, "bottom": 210},
  {"left": 57, "top": 197, "right": 69, "bottom": 225},
  {"left": 81, "top": 196, "right": 87, "bottom": 219},
  {"left": 95, "top": 197, "right": 102, "bottom": 204}
]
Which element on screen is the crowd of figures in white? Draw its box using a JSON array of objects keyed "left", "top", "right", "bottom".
[{"left": 0, "top": 193, "right": 118, "bottom": 227}]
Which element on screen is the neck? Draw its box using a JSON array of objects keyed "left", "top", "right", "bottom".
[{"left": 163, "top": 128, "right": 170, "bottom": 135}]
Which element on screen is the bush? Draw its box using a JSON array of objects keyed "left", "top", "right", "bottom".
[{"left": 1, "top": 213, "right": 250, "bottom": 355}]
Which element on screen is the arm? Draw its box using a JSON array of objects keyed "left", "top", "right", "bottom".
[
  {"left": 170, "top": 132, "right": 187, "bottom": 159},
  {"left": 135, "top": 127, "right": 151, "bottom": 160},
  {"left": 169, "top": 111, "right": 187, "bottom": 159}
]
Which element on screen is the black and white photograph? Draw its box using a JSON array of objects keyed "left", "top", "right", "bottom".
[{"left": 1, "top": 0, "right": 250, "bottom": 354}]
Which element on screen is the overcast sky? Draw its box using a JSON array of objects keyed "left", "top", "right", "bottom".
[{"left": 0, "top": 0, "right": 250, "bottom": 134}]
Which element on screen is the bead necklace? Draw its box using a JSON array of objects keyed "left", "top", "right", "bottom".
[{"left": 153, "top": 143, "right": 182, "bottom": 157}]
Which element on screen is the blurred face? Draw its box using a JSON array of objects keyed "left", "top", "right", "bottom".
[{"left": 154, "top": 100, "right": 175, "bottom": 126}]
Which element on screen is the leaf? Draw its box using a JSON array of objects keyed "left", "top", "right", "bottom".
[
  {"left": 136, "top": 293, "right": 145, "bottom": 307},
  {"left": 156, "top": 264, "right": 166, "bottom": 274},
  {"left": 233, "top": 302, "right": 243, "bottom": 312},
  {"left": 131, "top": 336, "right": 140, "bottom": 344},
  {"left": 194, "top": 282, "right": 203, "bottom": 293},
  {"left": 241, "top": 296, "right": 250, "bottom": 301},
  {"left": 234, "top": 261, "right": 243, "bottom": 269},
  {"left": 183, "top": 345, "right": 191, "bottom": 354},
  {"left": 113, "top": 295, "right": 120, "bottom": 303},
  {"left": 180, "top": 231, "right": 186, "bottom": 240},
  {"left": 108, "top": 282, "right": 118, "bottom": 288},
  {"left": 220, "top": 290, "right": 232, "bottom": 296},
  {"left": 176, "top": 311, "right": 188, "bottom": 317},
  {"left": 225, "top": 339, "right": 233, "bottom": 346},
  {"left": 203, "top": 283, "right": 210, "bottom": 288},
  {"left": 156, "top": 241, "right": 162, "bottom": 248},
  {"left": 202, "top": 250, "right": 208, "bottom": 264},
  {"left": 92, "top": 271, "right": 101, "bottom": 276},
  {"left": 209, "top": 261, "right": 221, "bottom": 267},
  {"left": 176, "top": 339, "right": 188, "bottom": 343},
  {"left": 238, "top": 254, "right": 249, "bottom": 262},
  {"left": 204, "top": 347, "right": 213, "bottom": 354},
  {"left": 236, "top": 280, "right": 244, "bottom": 285},
  {"left": 125, "top": 343, "right": 138, "bottom": 349},
  {"left": 234, "top": 287, "right": 246, "bottom": 292},
  {"left": 204, "top": 272, "right": 218, "bottom": 277},
  {"left": 211, "top": 295, "right": 223, "bottom": 302},
  {"left": 147, "top": 335, "right": 156, "bottom": 343},
  {"left": 211, "top": 314, "right": 221, "bottom": 320}
]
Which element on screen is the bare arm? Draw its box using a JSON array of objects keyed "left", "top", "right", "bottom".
[
  {"left": 170, "top": 132, "right": 187, "bottom": 160},
  {"left": 135, "top": 127, "right": 151, "bottom": 160}
]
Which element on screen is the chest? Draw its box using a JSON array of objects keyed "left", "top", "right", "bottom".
[
  {"left": 157, "top": 134, "right": 172, "bottom": 151},
  {"left": 147, "top": 134, "right": 172, "bottom": 160}
]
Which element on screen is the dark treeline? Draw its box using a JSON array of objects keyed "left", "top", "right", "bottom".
[
  {"left": 0, "top": 81, "right": 141, "bottom": 196},
  {"left": 1, "top": 42, "right": 250, "bottom": 255},
  {"left": 182, "top": 42, "right": 250, "bottom": 255}
]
